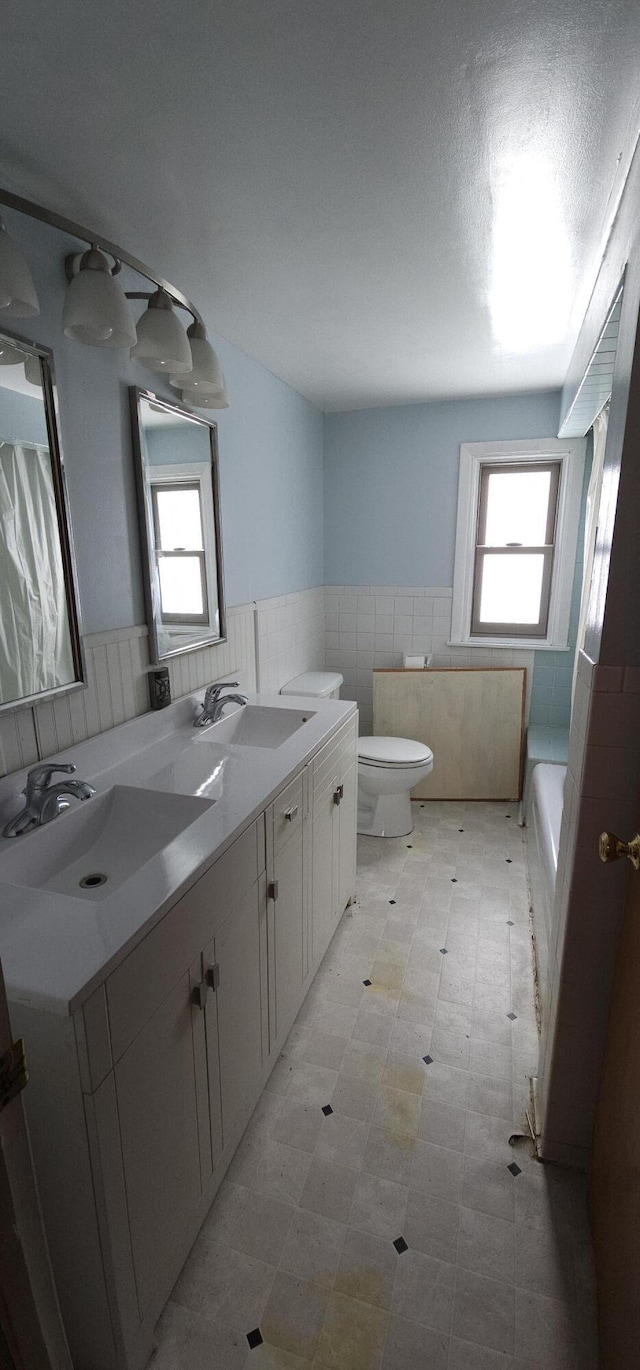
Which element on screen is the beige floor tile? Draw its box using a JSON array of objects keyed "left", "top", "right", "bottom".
[
  {"left": 452, "top": 1267, "right": 515, "bottom": 1354},
  {"left": 334, "top": 1228, "right": 398, "bottom": 1310},
  {"left": 279, "top": 1208, "right": 346, "bottom": 1288},
  {"left": 261, "top": 1270, "right": 331, "bottom": 1361},
  {"left": 372, "top": 1084, "right": 422, "bottom": 1136},
  {"left": 349, "top": 1172, "right": 409, "bottom": 1239},
  {"left": 464, "top": 1110, "right": 515, "bottom": 1164},
  {"left": 418, "top": 1098, "right": 466, "bottom": 1151},
  {"left": 410, "top": 1139, "right": 463, "bottom": 1203},
  {"left": 362, "top": 1124, "right": 416, "bottom": 1185},
  {"left": 331, "top": 1072, "right": 379, "bottom": 1122},
  {"left": 380, "top": 1315, "right": 448, "bottom": 1369},
  {"left": 299, "top": 1157, "right": 360, "bottom": 1222},
  {"left": 403, "top": 1189, "right": 460, "bottom": 1264},
  {"left": 272, "top": 1098, "right": 325, "bottom": 1154},
  {"left": 182, "top": 1314, "right": 248, "bottom": 1370},
  {"left": 315, "top": 1112, "right": 369, "bottom": 1170},
  {"left": 392, "top": 1248, "right": 456, "bottom": 1332},
  {"left": 462, "top": 1156, "right": 516, "bottom": 1222},
  {"left": 458, "top": 1206, "right": 515, "bottom": 1284},
  {"left": 379, "top": 1051, "right": 427, "bottom": 1095},
  {"left": 314, "top": 1291, "right": 389, "bottom": 1369},
  {"left": 195, "top": 1244, "right": 276, "bottom": 1331}
]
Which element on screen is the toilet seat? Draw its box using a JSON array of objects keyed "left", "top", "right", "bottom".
[{"left": 358, "top": 736, "right": 433, "bottom": 769}]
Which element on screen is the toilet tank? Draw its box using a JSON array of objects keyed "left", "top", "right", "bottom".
[{"left": 280, "top": 671, "right": 343, "bottom": 700}]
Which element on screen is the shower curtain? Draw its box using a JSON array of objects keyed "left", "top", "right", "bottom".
[{"left": 0, "top": 441, "right": 74, "bottom": 704}]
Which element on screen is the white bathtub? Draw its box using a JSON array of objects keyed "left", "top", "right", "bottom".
[{"left": 526, "top": 762, "right": 566, "bottom": 1017}]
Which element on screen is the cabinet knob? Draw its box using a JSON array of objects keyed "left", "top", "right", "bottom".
[
  {"left": 284, "top": 804, "right": 299, "bottom": 822},
  {"left": 205, "top": 963, "right": 220, "bottom": 992},
  {"left": 192, "top": 982, "right": 209, "bottom": 1011},
  {"left": 333, "top": 784, "right": 344, "bottom": 806}
]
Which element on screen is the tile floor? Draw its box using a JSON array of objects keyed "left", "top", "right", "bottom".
[{"left": 150, "top": 801, "right": 598, "bottom": 1370}]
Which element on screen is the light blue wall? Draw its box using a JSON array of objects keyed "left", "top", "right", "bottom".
[
  {"left": 323, "top": 392, "right": 562, "bottom": 587},
  {"left": 3, "top": 210, "right": 324, "bottom": 634}
]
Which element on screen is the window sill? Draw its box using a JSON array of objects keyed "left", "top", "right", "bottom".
[{"left": 448, "top": 638, "right": 571, "bottom": 652}]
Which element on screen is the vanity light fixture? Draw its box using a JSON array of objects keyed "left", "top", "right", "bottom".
[
  {"left": 0, "top": 218, "right": 40, "bottom": 318},
  {"left": 24, "top": 354, "right": 42, "bottom": 386},
  {"left": 179, "top": 376, "right": 229, "bottom": 410},
  {"left": 170, "top": 320, "right": 223, "bottom": 394},
  {"left": 0, "top": 340, "right": 25, "bottom": 365},
  {"left": 130, "top": 287, "right": 192, "bottom": 374},
  {"left": 63, "top": 246, "right": 137, "bottom": 348},
  {"left": 0, "top": 187, "right": 230, "bottom": 403}
]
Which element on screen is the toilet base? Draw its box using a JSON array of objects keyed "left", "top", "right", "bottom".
[{"left": 357, "top": 790, "right": 414, "bottom": 839}]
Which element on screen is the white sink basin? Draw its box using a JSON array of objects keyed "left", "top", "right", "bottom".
[
  {"left": 0, "top": 785, "right": 212, "bottom": 900},
  {"left": 210, "top": 705, "right": 315, "bottom": 748}
]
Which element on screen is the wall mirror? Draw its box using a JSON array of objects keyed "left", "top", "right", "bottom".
[
  {"left": 0, "top": 329, "right": 84, "bottom": 713},
  {"left": 131, "top": 388, "right": 226, "bottom": 663}
]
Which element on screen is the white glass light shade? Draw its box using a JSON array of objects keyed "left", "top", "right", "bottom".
[
  {"left": 24, "top": 354, "right": 43, "bottom": 386},
  {"left": 63, "top": 248, "right": 136, "bottom": 348},
  {"left": 0, "top": 340, "right": 25, "bottom": 366},
  {"left": 130, "top": 288, "right": 192, "bottom": 374},
  {"left": 180, "top": 376, "right": 229, "bottom": 410},
  {"left": 0, "top": 220, "right": 39, "bottom": 318},
  {"left": 170, "top": 321, "right": 223, "bottom": 393}
]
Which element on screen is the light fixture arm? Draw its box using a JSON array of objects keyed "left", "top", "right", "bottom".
[
  {"left": 124, "top": 289, "right": 198, "bottom": 324},
  {"left": 0, "top": 185, "right": 205, "bottom": 325}
]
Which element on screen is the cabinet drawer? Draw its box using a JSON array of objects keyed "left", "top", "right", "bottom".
[
  {"left": 106, "top": 820, "right": 261, "bottom": 1061},
  {"left": 272, "top": 773, "right": 304, "bottom": 852}
]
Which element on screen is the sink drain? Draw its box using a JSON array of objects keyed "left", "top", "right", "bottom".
[{"left": 79, "top": 872, "right": 108, "bottom": 889}]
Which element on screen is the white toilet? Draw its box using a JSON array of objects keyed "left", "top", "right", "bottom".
[
  {"left": 357, "top": 736, "right": 434, "bottom": 838},
  {"left": 280, "top": 670, "right": 344, "bottom": 701}
]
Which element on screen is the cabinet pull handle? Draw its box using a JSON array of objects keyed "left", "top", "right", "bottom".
[
  {"left": 205, "top": 963, "right": 220, "bottom": 992},
  {"left": 192, "top": 982, "right": 209, "bottom": 1011},
  {"left": 268, "top": 880, "right": 279, "bottom": 901},
  {"left": 284, "top": 804, "right": 299, "bottom": 822},
  {"left": 333, "top": 784, "right": 344, "bottom": 806}
]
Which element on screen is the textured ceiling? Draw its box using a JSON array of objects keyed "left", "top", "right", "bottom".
[{"left": 1, "top": 0, "right": 639, "bottom": 410}]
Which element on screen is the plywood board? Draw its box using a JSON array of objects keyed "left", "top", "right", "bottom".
[{"left": 373, "top": 668, "right": 525, "bottom": 799}]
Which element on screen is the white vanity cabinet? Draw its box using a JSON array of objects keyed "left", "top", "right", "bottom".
[
  {"left": 9, "top": 714, "right": 357, "bottom": 1370},
  {"left": 311, "top": 721, "right": 358, "bottom": 964}
]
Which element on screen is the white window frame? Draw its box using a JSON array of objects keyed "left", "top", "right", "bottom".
[
  {"left": 450, "top": 438, "right": 586, "bottom": 651},
  {"left": 147, "top": 461, "right": 219, "bottom": 638}
]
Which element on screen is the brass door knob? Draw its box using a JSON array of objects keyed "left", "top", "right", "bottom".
[{"left": 599, "top": 831, "right": 640, "bottom": 870}]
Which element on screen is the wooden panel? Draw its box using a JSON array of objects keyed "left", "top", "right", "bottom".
[
  {"left": 373, "top": 668, "right": 525, "bottom": 800},
  {"left": 107, "top": 820, "right": 259, "bottom": 1061}
]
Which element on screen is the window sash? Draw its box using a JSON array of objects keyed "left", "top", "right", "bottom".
[
  {"left": 471, "top": 545, "right": 555, "bottom": 637},
  {"left": 476, "top": 460, "right": 561, "bottom": 548},
  {"left": 156, "top": 549, "right": 209, "bottom": 625},
  {"left": 470, "top": 459, "right": 560, "bottom": 639}
]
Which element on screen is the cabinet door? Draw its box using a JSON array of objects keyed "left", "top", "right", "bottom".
[
  {"left": 205, "top": 879, "right": 266, "bottom": 1149},
  {"left": 270, "top": 823, "right": 306, "bottom": 1045},
  {"left": 114, "top": 964, "right": 204, "bottom": 1320},
  {"left": 311, "top": 776, "right": 339, "bottom": 968},
  {"left": 337, "top": 754, "right": 357, "bottom": 919}
]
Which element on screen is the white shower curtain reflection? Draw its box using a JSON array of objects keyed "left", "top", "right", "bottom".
[{"left": 0, "top": 441, "right": 74, "bottom": 704}]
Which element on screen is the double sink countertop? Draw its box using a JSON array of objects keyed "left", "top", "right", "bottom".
[{"left": 0, "top": 692, "right": 356, "bottom": 1016}]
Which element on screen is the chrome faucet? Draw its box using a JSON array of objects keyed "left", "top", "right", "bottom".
[
  {"left": 194, "top": 681, "right": 248, "bottom": 728},
  {"left": 2, "top": 763, "right": 96, "bottom": 838}
]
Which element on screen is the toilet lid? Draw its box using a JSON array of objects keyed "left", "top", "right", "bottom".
[{"left": 358, "top": 736, "right": 433, "bottom": 767}]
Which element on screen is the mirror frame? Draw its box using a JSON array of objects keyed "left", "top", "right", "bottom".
[
  {"left": 130, "top": 387, "right": 227, "bottom": 664},
  {"left": 0, "top": 327, "right": 86, "bottom": 715}
]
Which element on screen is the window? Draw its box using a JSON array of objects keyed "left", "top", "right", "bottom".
[
  {"left": 146, "top": 460, "right": 220, "bottom": 640},
  {"left": 451, "top": 439, "right": 586, "bottom": 650},
  {"left": 151, "top": 482, "right": 209, "bottom": 625}
]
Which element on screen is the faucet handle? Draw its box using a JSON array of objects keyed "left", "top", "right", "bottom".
[
  {"left": 205, "top": 680, "right": 239, "bottom": 700},
  {"left": 25, "top": 762, "right": 76, "bottom": 799}
]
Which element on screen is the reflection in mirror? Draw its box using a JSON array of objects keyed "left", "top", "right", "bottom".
[
  {"left": 0, "top": 330, "right": 84, "bottom": 711},
  {"left": 131, "top": 389, "right": 226, "bottom": 663}
]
